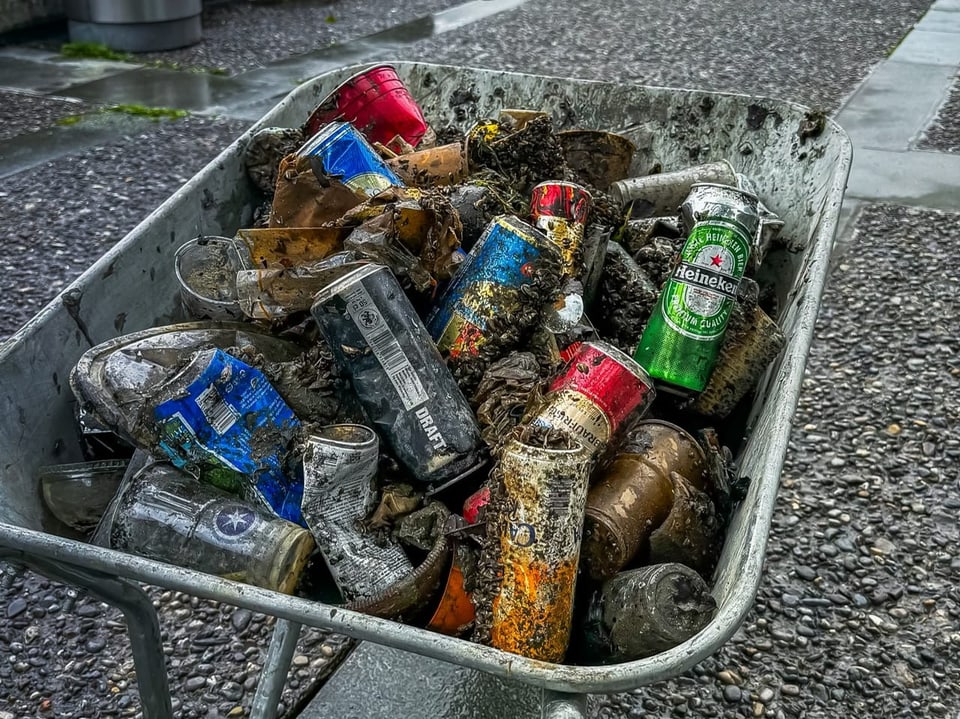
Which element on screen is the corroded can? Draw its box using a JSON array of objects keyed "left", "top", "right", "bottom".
[
  {"left": 527, "top": 341, "right": 655, "bottom": 456},
  {"left": 580, "top": 563, "right": 717, "bottom": 663},
  {"left": 489, "top": 435, "right": 594, "bottom": 662},
  {"left": 530, "top": 181, "right": 592, "bottom": 279},
  {"left": 304, "top": 64, "right": 429, "bottom": 154},
  {"left": 610, "top": 160, "right": 737, "bottom": 217},
  {"left": 426, "top": 216, "right": 553, "bottom": 358},
  {"left": 581, "top": 420, "right": 708, "bottom": 580},
  {"left": 311, "top": 264, "right": 483, "bottom": 486},
  {"left": 297, "top": 121, "right": 402, "bottom": 197},
  {"left": 301, "top": 424, "right": 413, "bottom": 602}
]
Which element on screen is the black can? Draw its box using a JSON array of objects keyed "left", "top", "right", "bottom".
[{"left": 311, "top": 263, "right": 483, "bottom": 485}]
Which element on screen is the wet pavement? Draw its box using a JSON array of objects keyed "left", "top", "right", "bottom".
[{"left": 2, "top": 0, "right": 960, "bottom": 716}]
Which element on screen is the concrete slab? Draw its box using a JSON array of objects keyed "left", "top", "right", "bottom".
[
  {"left": 0, "top": 53, "right": 137, "bottom": 95},
  {"left": 834, "top": 61, "right": 956, "bottom": 150},
  {"left": 918, "top": 8, "right": 960, "bottom": 29},
  {"left": 890, "top": 29, "right": 960, "bottom": 66},
  {"left": 299, "top": 643, "right": 541, "bottom": 719},
  {"left": 845, "top": 147, "right": 960, "bottom": 208},
  {"left": 933, "top": 0, "right": 960, "bottom": 12}
]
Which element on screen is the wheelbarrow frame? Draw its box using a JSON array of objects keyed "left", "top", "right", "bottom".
[{"left": 0, "top": 62, "right": 852, "bottom": 718}]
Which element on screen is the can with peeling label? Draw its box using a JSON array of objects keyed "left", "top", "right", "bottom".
[
  {"left": 527, "top": 340, "right": 656, "bottom": 456},
  {"left": 529, "top": 181, "right": 592, "bottom": 279},
  {"left": 311, "top": 263, "right": 483, "bottom": 485},
  {"left": 425, "top": 215, "right": 556, "bottom": 358}
]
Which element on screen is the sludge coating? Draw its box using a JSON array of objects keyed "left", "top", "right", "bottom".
[
  {"left": 489, "top": 435, "right": 594, "bottom": 662},
  {"left": 310, "top": 263, "right": 483, "bottom": 486}
]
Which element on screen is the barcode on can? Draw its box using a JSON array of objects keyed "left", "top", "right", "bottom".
[
  {"left": 196, "top": 384, "right": 238, "bottom": 435},
  {"left": 343, "top": 284, "right": 429, "bottom": 411}
]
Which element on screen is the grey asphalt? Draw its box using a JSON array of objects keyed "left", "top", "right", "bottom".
[{"left": 2, "top": 0, "right": 960, "bottom": 717}]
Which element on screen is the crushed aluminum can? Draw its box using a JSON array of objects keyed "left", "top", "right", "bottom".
[
  {"left": 235, "top": 226, "right": 347, "bottom": 269},
  {"left": 610, "top": 160, "right": 738, "bottom": 218},
  {"left": 489, "top": 434, "right": 594, "bottom": 662},
  {"left": 648, "top": 471, "right": 722, "bottom": 575},
  {"left": 530, "top": 180, "right": 592, "bottom": 280},
  {"left": 95, "top": 456, "right": 314, "bottom": 594},
  {"left": 301, "top": 424, "right": 414, "bottom": 602},
  {"left": 297, "top": 121, "right": 403, "bottom": 197},
  {"left": 174, "top": 236, "right": 251, "bottom": 321},
  {"left": 235, "top": 252, "right": 357, "bottom": 320},
  {"left": 527, "top": 341, "right": 655, "bottom": 456},
  {"left": 70, "top": 323, "right": 309, "bottom": 442},
  {"left": 580, "top": 563, "right": 717, "bottom": 663},
  {"left": 581, "top": 420, "right": 708, "bottom": 580},
  {"left": 426, "top": 215, "right": 555, "bottom": 358},
  {"left": 386, "top": 143, "right": 467, "bottom": 187},
  {"left": 304, "top": 64, "right": 430, "bottom": 155},
  {"left": 310, "top": 263, "right": 483, "bottom": 486},
  {"left": 149, "top": 348, "right": 304, "bottom": 525},
  {"left": 462, "top": 484, "right": 491, "bottom": 524}
]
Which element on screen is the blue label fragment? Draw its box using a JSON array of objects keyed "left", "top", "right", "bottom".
[{"left": 153, "top": 349, "right": 305, "bottom": 525}]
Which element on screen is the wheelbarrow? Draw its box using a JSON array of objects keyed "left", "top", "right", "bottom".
[{"left": 0, "top": 62, "right": 852, "bottom": 718}]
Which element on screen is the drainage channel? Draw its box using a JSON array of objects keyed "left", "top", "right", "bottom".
[{"left": 0, "top": 0, "right": 529, "bottom": 179}]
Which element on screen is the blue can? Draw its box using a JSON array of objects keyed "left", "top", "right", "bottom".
[
  {"left": 426, "top": 215, "right": 548, "bottom": 358},
  {"left": 297, "top": 121, "right": 402, "bottom": 196},
  {"left": 152, "top": 348, "right": 305, "bottom": 525}
]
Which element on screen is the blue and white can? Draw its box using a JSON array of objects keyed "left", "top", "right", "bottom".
[{"left": 297, "top": 121, "right": 402, "bottom": 196}]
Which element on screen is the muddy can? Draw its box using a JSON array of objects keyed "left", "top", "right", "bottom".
[
  {"left": 426, "top": 216, "right": 553, "bottom": 357},
  {"left": 527, "top": 341, "right": 655, "bottom": 456},
  {"left": 490, "top": 434, "right": 594, "bottom": 662},
  {"left": 95, "top": 458, "right": 314, "bottom": 594},
  {"left": 149, "top": 348, "right": 304, "bottom": 525},
  {"left": 580, "top": 563, "right": 717, "bottom": 663},
  {"left": 581, "top": 420, "right": 707, "bottom": 580},
  {"left": 301, "top": 424, "right": 414, "bottom": 601},
  {"left": 304, "top": 64, "right": 429, "bottom": 154},
  {"left": 311, "top": 264, "right": 483, "bottom": 485},
  {"left": 297, "top": 121, "right": 402, "bottom": 197},
  {"left": 530, "top": 181, "right": 592, "bottom": 279},
  {"left": 610, "top": 160, "right": 737, "bottom": 217}
]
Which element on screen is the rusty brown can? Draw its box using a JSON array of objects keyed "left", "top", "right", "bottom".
[
  {"left": 581, "top": 420, "right": 708, "bottom": 580},
  {"left": 526, "top": 341, "right": 655, "bottom": 456},
  {"left": 489, "top": 434, "right": 594, "bottom": 662}
]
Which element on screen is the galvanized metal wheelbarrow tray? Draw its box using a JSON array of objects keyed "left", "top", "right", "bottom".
[{"left": 0, "top": 62, "right": 851, "bottom": 718}]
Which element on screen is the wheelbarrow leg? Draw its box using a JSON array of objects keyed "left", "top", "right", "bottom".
[
  {"left": 250, "top": 617, "right": 302, "bottom": 719},
  {"left": 541, "top": 690, "right": 587, "bottom": 719},
  {"left": 0, "top": 552, "right": 173, "bottom": 719}
]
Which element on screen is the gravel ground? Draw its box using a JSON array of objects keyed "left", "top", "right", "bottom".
[
  {"left": 23, "top": 0, "right": 463, "bottom": 75},
  {"left": 918, "top": 72, "right": 960, "bottom": 153},
  {"left": 403, "top": 0, "right": 930, "bottom": 112},
  {"left": 0, "top": 564, "right": 352, "bottom": 718},
  {"left": 589, "top": 203, "right": 960, "bottom": 718},
  {"left": 0, "top": 91, "right": 91, "bottom": 142},
  {"left": 0, "top": 112, "right": 249, "bottom": 341}
]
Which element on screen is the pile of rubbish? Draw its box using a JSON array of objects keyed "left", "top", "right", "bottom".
[{"left": 42, "top": 65, "right": 790, "bottom": 665}]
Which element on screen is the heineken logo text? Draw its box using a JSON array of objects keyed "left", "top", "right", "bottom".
[{"left": 674, "top": 263, "right": 739, "bottom": 299}]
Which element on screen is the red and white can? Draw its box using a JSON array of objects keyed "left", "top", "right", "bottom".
[
  {"left": 304, "top": 64, "right": 429, "bottom": 154},
  {"left": 530, "top": 181, "right": 592, "bottom": 279},
  {"left": 528, "top": 341, "right": 655, "bottom": 455}
]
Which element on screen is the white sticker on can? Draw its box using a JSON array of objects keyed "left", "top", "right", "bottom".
[{"left": 343, "top": 284, "right": 429, "bottom": 411}]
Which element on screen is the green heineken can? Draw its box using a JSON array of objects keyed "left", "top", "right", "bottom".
[{"left": 633, "top": 183, "right": 761, "bottom": 393}]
